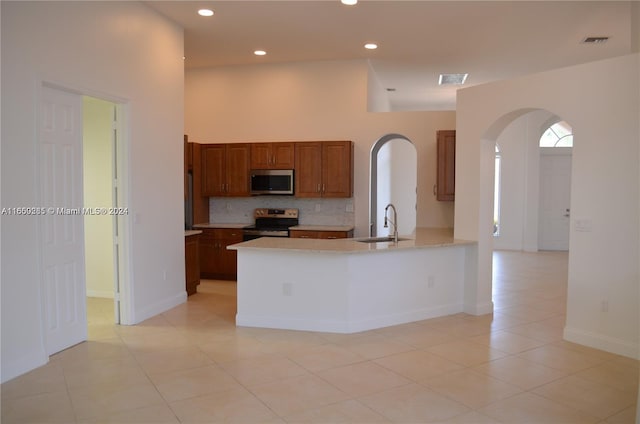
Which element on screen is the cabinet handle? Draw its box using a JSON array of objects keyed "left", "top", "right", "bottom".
[
  {"left": 300, "top": 235, "right": 310, "bottom": 238},
  {"left": 327, "top": 236, "right": 337, "bottom": 239},
  {"left": 317, "top": 183, "right": 321, "bottom": 193},
  {"left": 433, "top": 184, "right": 437, "bottom": 196},
  {"left": 322, "top": 184, "right": 325, "bottom": 193}
]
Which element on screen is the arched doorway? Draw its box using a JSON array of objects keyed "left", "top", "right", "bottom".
[
  {"left": 369, "top": 134, "right": 417, "bottom": 237},
  {"left": 490, "top": 112, "right": 574, "bottom": 252}
]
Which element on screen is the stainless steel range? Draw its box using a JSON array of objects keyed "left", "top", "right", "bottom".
[{"left": 242, "top": 208, "right": 299, "bottom": 241}]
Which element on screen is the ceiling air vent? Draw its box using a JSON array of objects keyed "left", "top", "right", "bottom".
[
  {"left": 439, "top": 73, "right": 468, "bottom": 86},
  {"left": 582, "top": 37, "right": 609, "bottom": 44}
]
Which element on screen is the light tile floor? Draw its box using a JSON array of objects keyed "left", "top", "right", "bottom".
[{"left": 2, "top": 250, "right": 638, "bottom": 423}]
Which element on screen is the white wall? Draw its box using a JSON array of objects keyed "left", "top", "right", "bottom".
[
  {"left": 1, "top": 1, "right": 185, "bottom": 382},
  {"left": 185, "top": 60, "right": 456, "bottom": 235},
  {"left": 456, "top": 54, "right": 640, "bottom": 358},
  {"left": 83, "top": 96, "right": 115, "bottom": 298}
]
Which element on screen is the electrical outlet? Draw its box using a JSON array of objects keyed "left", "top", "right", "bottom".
[
  {"left": 601, "top": 300, "right": 609, "bottom": 312},
  {"left": 282, "top": 282, "right": 293, "bottom": 296},
  {"left": 162, "top": 270, "right": 167, "bottom": 280}
]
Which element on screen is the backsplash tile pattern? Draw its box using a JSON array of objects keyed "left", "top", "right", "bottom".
[{"left": 209, "top": 197, "right": 355, "bottom": 226}]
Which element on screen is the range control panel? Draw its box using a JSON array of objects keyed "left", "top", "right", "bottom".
[{"left": 254, "top": 208, "right": 299, "bottom": 219}]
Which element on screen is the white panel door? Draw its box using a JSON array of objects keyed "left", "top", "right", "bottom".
[
  {"left": 539, "top": 149, "right": 572, "bottom": 251},
  {"left": 40, "top": 85, "right": 87, "bottom": 355}
]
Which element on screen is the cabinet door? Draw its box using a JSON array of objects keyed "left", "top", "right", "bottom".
[
  {"left": 199, "top": 230, "right": 221, "bottom": 276},
  {"left": 250, "top": 143, "right": 272, "bottom": 169},
  {"left": 272, "top": 142, "right": 295, "bottom": 169},
  {"left": 201, "top": 145, "right": 226, "bottom": 196},
  {"left": 226, "top": 144, "right": 250, "bottom": 196},
  {"left": 185, "top": 235, "right": 200, "bottom": 295},
  {"left": 322, "top": 141, "right": 353, "bottom": 198},
  {"left": 436, "top": 130, "right": 456, "bottom": 201},
  {"left": 220, "top": 230, "right": 243, "bottom": 277},
  {"left": 295, "top": 142, "right": 322, "bottom": 197}
]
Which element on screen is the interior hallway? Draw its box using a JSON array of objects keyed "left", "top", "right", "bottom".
[{"left": 1, "top": 251, "right": 638, "bottom": 423}]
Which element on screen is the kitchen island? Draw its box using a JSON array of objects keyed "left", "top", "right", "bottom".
[{"left": 228, "top": 228, "right": 479, "bottom": 333}]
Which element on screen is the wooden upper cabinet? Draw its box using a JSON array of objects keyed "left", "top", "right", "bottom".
[
  {"left": 250, "top": 142, "right": 294, "bottom": 169},
  {"left": 322, "top": 141, "right": 353, "bottom": 198},
  {"left": 201, "top": 143, "right": 250, "bottom": 197},
  {"left": 294, "top": 141, "right": 353, "bottom": 198},
  {"left": 294, "top": 142, "right": 323, "bottom": 197},
  {"left": 436, "top": 130, "right": 456, "bottom": 201},
  {"left": 225, "top": 144, "right": 251, "bottom": 196}
]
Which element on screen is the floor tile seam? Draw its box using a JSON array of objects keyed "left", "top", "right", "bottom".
[
  {"left": 237, "top": 374, "right": 355, "bottom": 421},
  {"left": 416, "top": 375, "right": 525, "bottom": 411},
  {"left": 482, "top": 390, "right": 601, "bottom": 422},
  {"left": 570, "top": 367, "right": 640, "bottom": 395},
  {"left": 0, "top": 363, "right": 69, "bottom": 402},
  {"left": 494, "top": 311, "right": 565, "bottom": 324},
  {"left": 500, "top": 327, "right": 563, "bottom": 344},
  {"left": 282, "top": 398, "right": 387, "bottom": 423},
  {"left": 309, "top": 366, "right": 413, "bottom": 400},
  {"left": 284, "top": 354, "right": 371, "bottom": 374},
  {"left": 313, "top": 355, "right": 412, "bottom": 379},
  {"left": 529, "top": 379, "right": 637, "bottom": 421},
  {"left": 161, "top": 380, "right": 280, "bottom": 420}
]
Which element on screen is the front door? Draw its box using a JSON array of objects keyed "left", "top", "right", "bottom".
[
  {"left": 538, "top": 148, "right": 572, "bottom": 251},
  {"left": 39, "top": 85, "right": 87, "bottom": 355}
]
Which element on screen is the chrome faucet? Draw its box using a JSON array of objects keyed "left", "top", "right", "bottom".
[{"left": 384, "top": 203, "right": 399, "bottom": 243}]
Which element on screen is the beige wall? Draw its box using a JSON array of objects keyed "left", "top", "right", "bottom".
[
  {"left": 185, "top": 60, "right": 456, "bottom": 235},
  {"left": 83, "top": 97, "right": 115, "bottom": 298}
]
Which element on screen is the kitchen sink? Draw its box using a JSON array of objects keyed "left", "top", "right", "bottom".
[{"left": 356, "top": 236, "right": 409, "bottom": 243}]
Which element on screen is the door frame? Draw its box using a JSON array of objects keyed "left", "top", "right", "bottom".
[
  {"left": 538, "top": 146, "right": 572, "bottom": 251},
  {"left": 36, "top": 80, "right": 133, "bottom": 356}
]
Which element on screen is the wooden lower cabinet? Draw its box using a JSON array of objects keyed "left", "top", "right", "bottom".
[
  {"left": 185, "top": 233, "right": 200, "bottom": 296},
  {"left": 289, "top": 229, "right": 353, "bottom": 239},
  {"left": 199, "top": 228, "right": 243, "bottom": 280}
]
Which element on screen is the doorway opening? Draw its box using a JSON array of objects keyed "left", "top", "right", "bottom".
[
  {"left": 38, "top": 85, "right": 130, "bottom": 357},
  {"left": 83, "top": 96, "right": 121, "bottom": 325},
  {"left": 369, "top": 134, "right": 417, "bottom": 237},
  {"left": 490, "top": 111, "right": 574, "bottom": 253}
]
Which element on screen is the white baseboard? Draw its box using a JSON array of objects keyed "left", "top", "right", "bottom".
[
  {"left": 564, "top": 326, "right": 640, "bottom": 360},
  {"left": 237, "top": 303, "right": 464, "bottom": 334},
  {"left": 1, "top": 348, "right": 49, "bottom": 384},
  {"left": 130, "top": 290, "right": 187, "bottom": 325},
  {"left": 464, "top": 300, "right": 494, "bottom": 316}
]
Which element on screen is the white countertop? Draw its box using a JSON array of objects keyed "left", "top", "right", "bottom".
[
  {"left": 193, "top": 223, "right": 250, "bottom": 229},
  {"left": 229, "top": 227, "right": 474, "bottom": 254},
  {"left": 185, "top": 230, "right": 203, "bottom": 237},
  {"left": 290, "top": 225, "right": 354, "bottom": 232}
]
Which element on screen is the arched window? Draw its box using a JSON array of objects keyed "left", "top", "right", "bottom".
[
  {"left": 494, "top": 144, "right": 501, "bottom": 236},
  {"left": 540, "top": 121, "right": 573, "bottom": 147}
]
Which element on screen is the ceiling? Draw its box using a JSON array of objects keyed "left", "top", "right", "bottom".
[{"left": 146, "top": 1, "right": 634, "bottom": 111}]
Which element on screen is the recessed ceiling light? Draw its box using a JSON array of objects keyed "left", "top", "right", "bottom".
[
  {"left": 582, "top": 36, "right": 609, "bottom": 44},
  {"left": 364, "top": 43, "right": 378, "bottom": 50},
  {"left": 341, "top": 0, "right": 358, "bottom": 5},
  {"left": 198, "top": 9, "right": 214, "bottom": 17},
  {"left": 254, "top": 50, "right": 267, "bottom": 56},
  {"left": 438, "top": 73, "right": 468, "bottom": 85}
]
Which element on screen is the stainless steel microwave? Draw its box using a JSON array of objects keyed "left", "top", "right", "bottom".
[{"left": 250, "top": 169, "right": 294, "bottom": 195}]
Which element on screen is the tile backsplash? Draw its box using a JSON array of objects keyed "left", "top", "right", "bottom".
[{"left": 209, "top": 197, "right": 355, "bottom": 226}]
